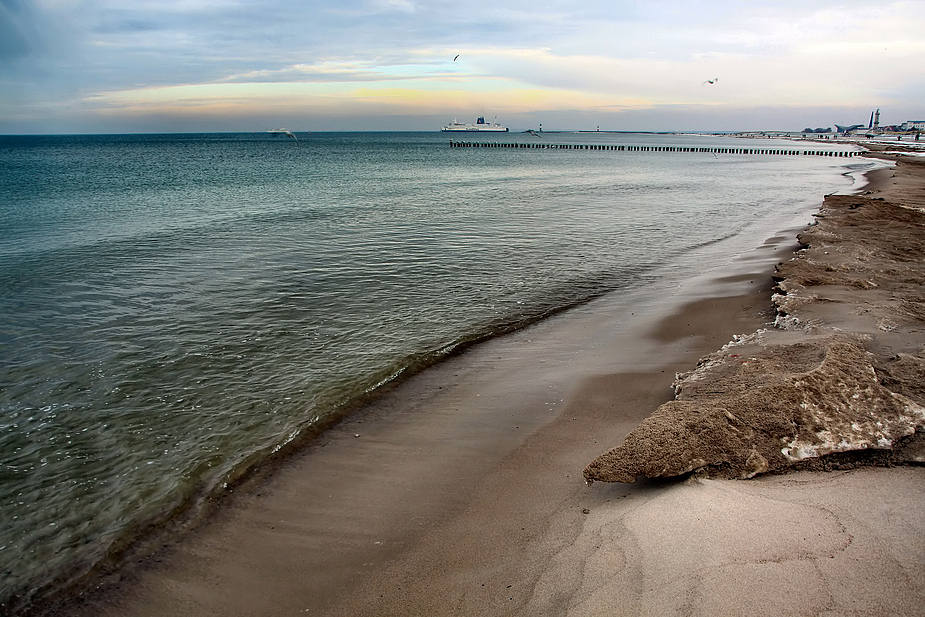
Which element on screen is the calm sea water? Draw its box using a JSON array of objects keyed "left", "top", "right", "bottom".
[{"left": 0, "top": 131, "right": 867, "bottom": 608}]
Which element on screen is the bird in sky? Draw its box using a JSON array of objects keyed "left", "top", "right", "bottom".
[
  {"left": 267, "top": 128, "right": 300, "bottom": 149},
  {"left": 702, "top": 78, "right": 719, "bottom": 85},
  {"left": 453, "top": 54, "right": 460, "bottom": 61}
]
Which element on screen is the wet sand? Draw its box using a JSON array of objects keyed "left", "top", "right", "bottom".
[{"left": 54, "top": 155, "right": 925, "bottom": 616}]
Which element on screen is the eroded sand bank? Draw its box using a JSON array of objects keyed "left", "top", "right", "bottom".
[
  {"left": 53, "top": 153, "right": 925, "bottom": 617},
  {"left": 586, "top": 160, "right": 925, "bottom": 483}
]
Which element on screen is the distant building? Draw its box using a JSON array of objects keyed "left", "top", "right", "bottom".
[{"left": 900, "top": 120, "right": 925, "bottom": 131}]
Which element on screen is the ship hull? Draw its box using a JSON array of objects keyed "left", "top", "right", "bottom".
[
  {"left": 441, "top": 127, "right": 509, "bottom": 132},
  {"left": 442, "top": 117, "right": 508, "bottom": 132}
]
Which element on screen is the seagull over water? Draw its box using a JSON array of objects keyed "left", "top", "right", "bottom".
[{"left": 267, "top": 128, "right": 300, "bottom": 149}]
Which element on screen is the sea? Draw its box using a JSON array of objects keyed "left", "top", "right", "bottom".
[{"left": 0, "top": 131, "right": 877, "bottom": 610}]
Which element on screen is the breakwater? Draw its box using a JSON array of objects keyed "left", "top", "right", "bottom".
[{"left": 449, "top": 140, "right": 861, "bottom": 156}]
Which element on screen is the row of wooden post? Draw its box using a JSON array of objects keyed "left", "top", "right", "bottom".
[{"left": 449, "top": 141, "right": 861, "bottom": 157}]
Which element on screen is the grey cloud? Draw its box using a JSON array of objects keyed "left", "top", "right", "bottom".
[
  {"left": 93, "top": 15, "right": 164, "bottom": 35},
  {"left": 0, "top": 0, "right": 38, "bottom": 60}
]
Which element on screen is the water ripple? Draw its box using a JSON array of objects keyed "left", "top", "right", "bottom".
[{"left": 0, "top": 132, "right": 854, "bottom": 610}]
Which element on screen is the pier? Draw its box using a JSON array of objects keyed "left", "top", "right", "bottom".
[{"left": 448, "top": 141, "right": 861, "bottom": 157}]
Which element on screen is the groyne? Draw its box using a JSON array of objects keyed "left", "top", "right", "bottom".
[{"left": 449, "top": 140, "right": 861, "bottom": 156}]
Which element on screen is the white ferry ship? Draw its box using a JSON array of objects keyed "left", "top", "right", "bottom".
[{"left": 442, "top": 117, "right": 509, "bottom": 132}]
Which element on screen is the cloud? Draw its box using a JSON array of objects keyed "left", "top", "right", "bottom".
[
  {"left": 0, "top": 0, "right": 40, "bottom": 60},
  {"left": 2, "top": 0, "right": 924, "bottom": 133},
  {"left": 220, "top": 61, "right": 422, "bottom": 84}
]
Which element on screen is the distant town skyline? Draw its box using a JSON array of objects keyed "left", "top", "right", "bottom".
[{"left": 1, "top": 0, "right": 923, "bottom": 134}]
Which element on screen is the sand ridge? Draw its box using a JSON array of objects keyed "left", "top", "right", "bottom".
[{"left": 585, "top": 158, "right": 925, "bottom": 484}]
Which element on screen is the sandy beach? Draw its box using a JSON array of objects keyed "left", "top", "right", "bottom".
[{"left": 49, "top": 150, "right": 925, "bottom": 616}]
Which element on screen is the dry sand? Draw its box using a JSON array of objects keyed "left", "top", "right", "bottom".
[{"left": 52, "top": 153, "right": 925, "bottom": 616}]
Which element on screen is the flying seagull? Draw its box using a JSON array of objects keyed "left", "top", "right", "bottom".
[
  {"left": 453, "top": 54, "right": 460, "bottom": 61},
  {"left": 267, "top": 128, "right": 300, "bottom": 149},
  {"left": 702, "top": 78, "right": 719, "bottom": 85},
  {"left": 526, "top": 129, "right": 541, "bottom": 138}
]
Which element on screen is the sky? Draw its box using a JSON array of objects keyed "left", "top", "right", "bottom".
[{"left": 1, "top": 0, "right": 923, "bottom": 134}]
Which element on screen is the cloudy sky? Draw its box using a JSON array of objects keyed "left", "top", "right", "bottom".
[{"left": 1, "top": 0, "right": 923, "bottom": 133}]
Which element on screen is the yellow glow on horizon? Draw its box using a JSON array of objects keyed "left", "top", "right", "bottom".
[{"left": 85, "top": 80, "right": 660, "bottom": 119}]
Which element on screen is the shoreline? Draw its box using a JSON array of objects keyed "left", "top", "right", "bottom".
[
  {"left": 44, "top": 154, "right": 924, "bottom": 615},
  {"left": 8, "top": 131, "right": 859, "bottom": 617},
  {"left": 59, "top": 261, "right": 796, "bottom": 617}
]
